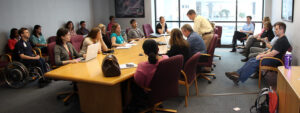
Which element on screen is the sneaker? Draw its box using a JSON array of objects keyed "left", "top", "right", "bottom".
[
  {"left": 225, "top": 72, "right": 240, "bottom": 85},
  {"left": 241, "top": 57, "right": 249, "bottom": 62}
]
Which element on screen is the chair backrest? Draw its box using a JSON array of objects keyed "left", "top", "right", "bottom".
[
  {"left": 215, "top": 26, "right": 222, "bottom": 39},
  {"left": 47, "top": 36, "right": 56, "bottom": 44},
  {"left": 183, "top": 52, "right": 201, "bottom": 83},
  {"left": 148, "top": 55, "right": 183, "bottom": 105},
  {"left": 142, "top": 24, "right": 154, "bottom": 38},
  {"left": 104, "top": 32, "right": 112, "bottom": 49},
  {"left": 47, "top": 42, "right": 56, "bottom": 66},
  {"left": 206, "top": 34, "right": 219, "bottom": 64},
  {"left": 126, "top": 28, "right": 131, "bottom": 35},
  {"left": 70, "top": 35, "right": 84, "bottom": 53}
]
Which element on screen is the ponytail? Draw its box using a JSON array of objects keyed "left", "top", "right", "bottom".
[{"left": 148, "top": 52, "right": 158, "bottom": 64}]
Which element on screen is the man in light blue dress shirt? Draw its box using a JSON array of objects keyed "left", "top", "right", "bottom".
[{"left": 231, "top": 16, "right": 254, "bottom": 52}]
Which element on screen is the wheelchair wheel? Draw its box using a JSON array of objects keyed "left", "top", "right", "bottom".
[{"left": 4, "top": 62, "right": 29, "bottom": 88}]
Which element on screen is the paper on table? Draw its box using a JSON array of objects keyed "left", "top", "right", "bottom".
[
  {"left": 116, "top": 44, "right": 132, "bottom": 49},
  {"left": 120, "top": 63, "right": 137, "bottom": 69}
]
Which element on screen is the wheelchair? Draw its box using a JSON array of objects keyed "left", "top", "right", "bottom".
[{"left": 1, "top": 52, "right": 51, "bottom": 88}]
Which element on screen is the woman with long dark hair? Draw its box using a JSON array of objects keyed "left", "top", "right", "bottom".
[
  {"left": 30, "top": 25, "right": 47, "bottom": 53},
  {"left": 65, "top": 21, "right": 77, "bottom": 36},
  {"left": 7, "top": 28, "right": 19, "bottom": 52},
  {"left": 80, "top": 27, "right": 108, "bottom": 54}
]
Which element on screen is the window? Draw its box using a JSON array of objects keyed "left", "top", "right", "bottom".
[{"left": 155, "top": 0, "right": 264, "bottom": 45}]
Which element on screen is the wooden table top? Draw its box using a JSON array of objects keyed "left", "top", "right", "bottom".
[
  {"left": 278, "top": 66, "right": 300, "bottom": 100},
  {"left": 45, "top": 37, "right": 169, "bottom": 86}
]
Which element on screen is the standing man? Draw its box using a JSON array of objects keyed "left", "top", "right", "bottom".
[
  {"left": 230, "top": 16, "right": 254, "bottom": 52},
  {"left": 128, "top": 19, "right": 144, "bottom": 42},
  {"left": 76, "top": 21, "right": 89, "bottom": 36},
  {"left": 187, "top": 9, "right": 213, "bottom": 49}
]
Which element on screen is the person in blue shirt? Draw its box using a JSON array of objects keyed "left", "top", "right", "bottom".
[
  {"left": 231, "top": 16, "right": 254, "bottom": 52},
  {"left": 181, "top": 24, "right": 206, "bottom": 55},
  {"left": 30, "top": 25, "right": 47, "bottom": 54},
  {"left": 110, "top": 23, "right": 126, "bottom": 47}
]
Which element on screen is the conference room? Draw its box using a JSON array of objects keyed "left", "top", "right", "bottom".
[{"left": 0, "top": 0, "right": 299, "bottom": 113}]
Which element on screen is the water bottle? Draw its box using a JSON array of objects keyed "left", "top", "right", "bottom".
[{"left": 284, "top": 52, "right": 292, "bottom": 69}]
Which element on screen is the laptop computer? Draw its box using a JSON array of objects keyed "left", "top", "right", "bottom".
[
  {"left": 150, "top": 33, "right": 161, "bottom": 38},
  {"left": 78, "top": 43, "right": 99, "bottom": 62}
]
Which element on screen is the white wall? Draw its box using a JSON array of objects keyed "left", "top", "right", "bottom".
[
  {"left": 93, "top": 0, "right": 153, "bottom": 31},
  {"left": 264, "top": 0, "right": 272, "bottom": 17},
  {"left": 0, "top": 0, "right": 94, "bottom": 54},
  {"left": 271, "top": 0, "right": 299, "bottom": 65}
]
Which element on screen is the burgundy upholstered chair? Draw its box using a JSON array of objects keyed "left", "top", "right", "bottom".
[
  {"left": 70, "top": 35, "right": 84, "bottom": 53},
  {"left": 126, "top": 27, "right": 131, "bottom": 35},
  {"left": 142, "top": 24, "right": 154, "bottom": 38},
  {"left": 179, "top": 52, "right": 201, "bottom": 107},
  {"left": 47, "top": 36, "right": 57, "bottom": 44},
  {"left": 143, "top": 55, "right": 183, "bottom": 113},
  {"left": 214, "top": 26, "right": 222, "bottom": 60},
  {"left": 197, "top": 34, "right": 218, "bottom": 83},
  {"left": 47, "top": 42, "right": 56, "bottom": 67}
]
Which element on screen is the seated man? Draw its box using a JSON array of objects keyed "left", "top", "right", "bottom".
[
  {"left": 76, "top": 21, "right": 89, "bottom": 35},
  {"left": 225, "top": 22, "right": 291, "bottom": 85},
  {"left": 231, "top": 16, "right": 254, "bottom": 52},
  {"left": 127, "top": 19, "right": 144, "bottom": 42},
  {"left": 247, "top": 36, "right": 279, "bottom": 60},
  {"left": 240, "top": 21, "right": 275, "bottom": 61},
  {"left": 155, "top": 16, "right": 169, "bottom": 34},
  {"left": 14, "top": 28, "right": 48, "bottom": 76},
  {"left": 181, "top": 24, "right": 206, "bottom": 55}
]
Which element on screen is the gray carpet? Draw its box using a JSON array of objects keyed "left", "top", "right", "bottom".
[{"left": 0, "top": 48, "right": 267, "bottom": 113}]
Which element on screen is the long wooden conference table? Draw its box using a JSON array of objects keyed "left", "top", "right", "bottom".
[{"left": 45, "top": 37, "right": 168, "bottom": 113}]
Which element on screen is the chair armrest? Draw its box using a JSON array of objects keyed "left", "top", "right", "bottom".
[
  {"left": 33, "top": 47, "right": 42, "bottom": 56},
  {"left": 180, "top": 70, "right": 188, "bottom": 85},
  {"left": 200, "top": 54, "right": 211, "bottom": 57},
  {"left": 0, "top": 54, "right": 12, "bottom": 62},
  {"left": 259, "top": 57, "right": 284, "bottom": 67}
]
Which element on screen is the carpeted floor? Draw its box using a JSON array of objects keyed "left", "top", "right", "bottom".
[{"left": 0, "top": 48, "right": 268, "bottom": 113}]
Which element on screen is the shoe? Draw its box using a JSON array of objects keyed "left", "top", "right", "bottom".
[
  {"left": 225, "top": 72, "right": 239, "bottom": 85},
  {"left": 230, "top": 49, "right": 236, "bottom": 52},
  {"left": 241, "top": 57, "right": 249, "bottom": 62}
]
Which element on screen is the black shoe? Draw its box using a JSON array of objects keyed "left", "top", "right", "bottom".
[
  {"left": 225, "top": 72, "right": 239, "bottom": 85},
  {"left": 241, "top": 58, "right": 249, "bottom": 62},
  {"left": 239, "top": 51, "right": 245, "bottom": 54},
  {"left": 230, "top": 49, "right": 236, "bottom": 52}
]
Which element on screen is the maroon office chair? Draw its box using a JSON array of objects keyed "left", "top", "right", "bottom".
[
  {"left": 179, "top": 52, "right": 201, "bottom": 107},
  {"left": 238, "top": 22, "right": 255, "bottom": 46},
  {"left": 142, "top": 24, "right": 154, "bottom": 38},
  {"left": 197, "top": 34, "right": 218, "bottom": 84},
  {"left": 258, "top": 47, "right": 293, "bottom": 88},
  {"left": 47, "top": 36, "right": 56, "bottom": 44},
  {"left": 70, "top": 35, "right": 84, "bottom": 53},
  {"left": 47, "top": 42, "right": 56, "bottom": 68},
  {"left": 214, "top": 26, "right": 222, "bottom": 60},
  {"left": 142, "top": 55, "right": 183, "bottom": 113},
  {"left": 126, "top": 27, "right": 131, "bottom": 35}
]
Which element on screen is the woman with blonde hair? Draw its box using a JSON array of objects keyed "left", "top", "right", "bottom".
[
  {"left": 80, "top": 27, "right": 108, "bottom": 54},
  {"left": 166, "top": 28, "right": 191, "bottom": 63},
  {"left": 110, "top": 23, "right": 126, "bottom": 47}
]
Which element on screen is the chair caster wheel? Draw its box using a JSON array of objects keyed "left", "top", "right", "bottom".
[
  {"left": 219, "top": 58, "right": 221, "bottom": 60},
  {"left": 213, "top": 76, "right": 216, "bottom": 79},
  {"left": 208, "top": 81, "right": 212, "bottom": 84}
]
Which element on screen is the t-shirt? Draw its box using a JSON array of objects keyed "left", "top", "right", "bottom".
[
  {"left": 260, "top": 29, "right": 275, "bottom": 42},
  {"left": 242, "top": 23, "right": 255, "bottom": 34},
  {"left": 271, "top": 36, "right": 291, "bottom": 59},
  {"left": 155, "top": 23, "right": 168, "bottom": 34},
  {"left": 80, "top": 37, "right": 101, "bottom": 54},
  {"left": 13, "top": 39, "right": 35, "bottom": 61},
  {"left": 187, "top": 32, "right": 207, "bottom": 55},
  {"left": 134, "top": 55, "right": 169, "bottom": 88},
  {"left": 8, "top": 39, "right": 18, "bottom": 51},
  {"left": 110, "top": 33, "right": 124, "bottom": 44},
  {"left": 29, "top": 34, "right": 46, "bottom": 49}
]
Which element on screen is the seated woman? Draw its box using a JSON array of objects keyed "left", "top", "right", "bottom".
[
  {"left": 241, "top": 21, "right": 274, "bottom": 62},
  {"left": 134, "top": 39, "right": 168, "bottom": 89},
  {"left": 54, "top": 28, "right": 85, "bottom": 66},
  {"left": 7, "top": 28, "right": 19, "bottom": 53},
  {"left": 110, "top": 23, "right": 126, "bottom": 47},
  {"left": 166, "top": 28, "right": 191, "bottom": 63},
  {"left": 98, "top": 24, "right": 112, "bottom": 48},
  {"left": 65, "top": 21, "right": 77, "bottom": 36},
  {"left": 30, "top": 25, "right": 48, "bottom": 54},
  {"left": 80, "top": 27, "right": 108, "bottom": 54}
]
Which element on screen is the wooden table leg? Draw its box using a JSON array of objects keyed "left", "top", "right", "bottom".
[{"left": 77, "top": 82, "right": 122, "bottom": 113}]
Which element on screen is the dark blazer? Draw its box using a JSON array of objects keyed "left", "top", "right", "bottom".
[
  {"left": 54, "top": 42, "right": 82, "bottom": 66},
  {"left": 167, "top": 44, "right": 191, "bottom": 63}
]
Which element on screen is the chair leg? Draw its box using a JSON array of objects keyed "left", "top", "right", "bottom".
[
  {"left": 185, "top": 84, "right": 189, "bottom": 107},
  {"left": 214, "top": 55, "right": 221, "bottom": 60},
  {"left": 195, "top": 78, "right": 199, "bottom": 96},
  {"left": 258, "top": 69, "right": 262, "bottom": 89},
  {"left": 153, "top": 102, "right": 177, "bottom": 113}
]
